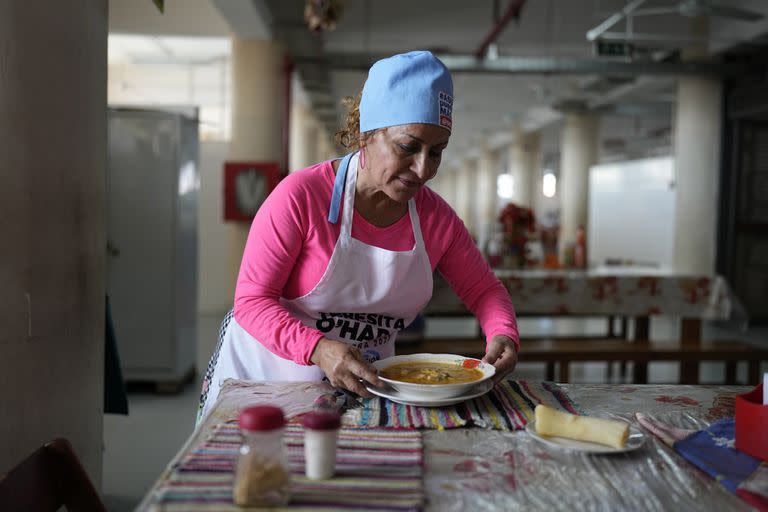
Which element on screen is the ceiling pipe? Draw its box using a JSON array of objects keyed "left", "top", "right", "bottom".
[
  {"left": 283, "top": 56, "right": 294, "bottom": 177},
  {"left": 296, "top": 53, "right": 746, "bottom": 76},
  {"left": 441, "top": 55, "right": 742, "bottom": 75},
  {"left": 587, "top": 0, "right": 648, "bottom": 41},
  {"left": 474, "top": 0, "right": 527, "bottom": 59}
]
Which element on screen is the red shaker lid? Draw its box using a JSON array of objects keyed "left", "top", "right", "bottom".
[
  {"left": 239, "top": 405, "right": 286, "bottom": 431},
  {"left": 302, "top": 411, "right": 341, "bottom": 431}
]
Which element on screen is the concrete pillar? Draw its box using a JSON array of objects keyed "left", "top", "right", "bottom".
[
  {"left": 559, "top": 112, "right": 599, "bottom": 263},
  {"left": 454, "top": 161, "right": 466, "bottom": 226},
  {"left": 326, "top": 130, "right": 338, "bottom": 159},
  {"left": 447, "top": 167, "right": 459, "bottom": 210},
  {"left": 289, "top": 101, "right": 303, "bottom": 172},
  {"left": 430, "top": 165, "right": 449, "bottom": 203},
  {"left": 427, "top": 167, "right": 441, "bottom": 197},
  {"left": 0, "top": 0, "right": 106, "bottom": 485},
  {"left": 673, "top": 19, "right": 722, "bottom": 274},
  {"left": 476, "top": 150, "right": 500, "bottom": 252},
  {"left": 434, "top": 166, "right": 455, "bottom": 208},
  {"left": 531, "top": 154, "right": 560, "bottom": 229},
  {"left": 290, "top": 102, "right": 318, "bottom": 172},
  {"left": 510, "top": 129, "right": 541, "bottom": 208},
  {"left": 317, "top": 126, "right": 336, "bottom": 161},
  {"left": 227, "top": 38, "right": 285, "bottom": 298},
  {"left": 672, "top": 78, "right": 721, "bottom": 274},
  {"left": 315, "top": 125, "right": 326, "bottom": 161},
  {"left": 456, "top": 159, "right": 477, "bottom": 235}
]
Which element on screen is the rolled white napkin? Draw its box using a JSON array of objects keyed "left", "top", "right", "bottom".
[{"left": 534, "top": 404, "right": 629, "bottom": 449}]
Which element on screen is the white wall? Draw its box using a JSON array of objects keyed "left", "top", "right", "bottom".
[
  {"left": 108, "top": 51, "right": 231, "bottom": 141},
  {"left": 109, "top": 0, "right": 230, "bottom": 36},
  {"left": 198, "top": 141, "right": 234, "bottom": 315},
  {"left": 589, "top": 156, "right": 676, "bottom": 269}
]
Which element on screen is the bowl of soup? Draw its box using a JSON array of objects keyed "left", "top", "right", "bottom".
[{"left": 372, "top": 353, "right": 495, "bottom": 399}]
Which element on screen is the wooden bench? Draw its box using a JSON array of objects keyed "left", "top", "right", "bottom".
[
  {"left": 397, "top": 337, "right": 767, "bottom": 384},
  {"left": 420, "top": 302, "right": 759, "bottom": 384}
]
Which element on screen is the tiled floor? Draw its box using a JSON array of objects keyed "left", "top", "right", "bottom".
[
  {"left": 102, "top": 313, "right": 221, "bottom": 512},
  {"left": 102, "top": 312, "right": 768, "bottom": 511}
]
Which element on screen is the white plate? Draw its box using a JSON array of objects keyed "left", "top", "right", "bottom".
[
  {"left": 365, "top": 379, "right": 495, "bottom": 407},
  {"left": 525, "top": 420, "right": 646, "bottom": 454}
]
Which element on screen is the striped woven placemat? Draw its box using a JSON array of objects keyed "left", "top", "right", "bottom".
[
  {"left": 146, "top": 423, "right": 423, "bottom": 511},
  {"left": 344, "top": 380, "right": 580, "bottom": 430}
]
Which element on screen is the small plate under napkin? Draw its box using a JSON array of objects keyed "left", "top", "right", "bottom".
[{"left": 526, "top": 420, "right": 646, "bottom": 454}]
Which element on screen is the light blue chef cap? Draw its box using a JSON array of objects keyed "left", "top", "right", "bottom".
[{"left": 359, "top": 51, "right": 453, "bottom": 133}]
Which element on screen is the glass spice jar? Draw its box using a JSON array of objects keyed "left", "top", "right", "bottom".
[{"left": 233, "top": 405, "right": 291, "bottom": 507}]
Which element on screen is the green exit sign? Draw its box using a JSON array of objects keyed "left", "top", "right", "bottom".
[{"left": 595, "top": 40, "right": 634, "bottom": 57}]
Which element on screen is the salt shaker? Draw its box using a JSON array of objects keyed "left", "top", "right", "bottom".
[
  {"left": 301, "top": 411, "right": 341, "bottom": 480},
  {"left": 233, "top": 405, "right": 291, "bottom": 507}
]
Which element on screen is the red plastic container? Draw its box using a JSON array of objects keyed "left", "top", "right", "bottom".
[{"left": 735, "top": 383, "right": 768, "bottom": 461}]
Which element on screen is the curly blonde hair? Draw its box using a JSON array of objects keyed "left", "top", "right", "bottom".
[{"left": 334, "top": 92, "right": 371, "bottom": 150}]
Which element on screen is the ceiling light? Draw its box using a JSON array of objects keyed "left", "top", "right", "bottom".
[{"left": 543, "top": 172, "right": 556, "bottom": 198}]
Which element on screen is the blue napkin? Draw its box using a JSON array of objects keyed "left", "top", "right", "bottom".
[{"left": 674, "top": 418, "right": 762, "bottom": 493}]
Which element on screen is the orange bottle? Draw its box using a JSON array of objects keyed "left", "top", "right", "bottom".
[{"left": 574, "top": 225, "right": 586, "bottom": 269}]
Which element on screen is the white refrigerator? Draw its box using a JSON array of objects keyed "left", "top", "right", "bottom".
[{"left": 107, "top": 108, "right": 199, "bottom": 391}]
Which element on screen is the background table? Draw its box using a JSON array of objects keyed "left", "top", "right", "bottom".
[
  {"left": 429, "top": 269, "right": 739, "bottom": 319},
  {"left": 423, "top": 270, "right": 754, "bottom": 384}
]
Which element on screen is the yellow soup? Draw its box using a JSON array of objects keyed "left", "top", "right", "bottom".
[{"left": 381, "top": 362, "right": 483, "bottom": 385}]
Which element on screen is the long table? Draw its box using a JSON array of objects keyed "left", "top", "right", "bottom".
[
  {"left": 137, "top": 380, "right": 752, "bottom": 511},
  {"left": 425, "top": 269, "right": 748, "bottom": 384}
]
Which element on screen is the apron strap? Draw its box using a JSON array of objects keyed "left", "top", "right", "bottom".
[{"left": 327, "top": 152, "right": 356, "bottom": 224}]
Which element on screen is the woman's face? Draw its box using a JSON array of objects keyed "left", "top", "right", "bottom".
[{"left": 360, "top": 123, "right": 450, "bottom": 204}]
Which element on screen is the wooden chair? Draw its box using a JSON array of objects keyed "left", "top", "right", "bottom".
[{"left": 0, "top": 438, "right": 107, "bottom": 512}]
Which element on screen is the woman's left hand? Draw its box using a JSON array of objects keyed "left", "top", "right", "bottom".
[{"left": 482, "top": 335, "right": 518, "bottom": 384}]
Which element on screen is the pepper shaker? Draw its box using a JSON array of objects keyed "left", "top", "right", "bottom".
[{"left": 301, "top": 411, "right": 341, "bottom": 480}]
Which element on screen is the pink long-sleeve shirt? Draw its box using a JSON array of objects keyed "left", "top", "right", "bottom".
[{"left": 234, "top": 160, "right": 519, "bottom": 365}]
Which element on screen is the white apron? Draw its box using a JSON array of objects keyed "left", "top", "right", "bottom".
[{"left": 201, "top": 153, "right": 433, "bottom": 417}]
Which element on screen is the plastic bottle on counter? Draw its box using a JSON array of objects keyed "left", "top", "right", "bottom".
[
  {"left": 562, "top": 242, "right": 575, "bottom": 268},
  {"left": 301, "top": 411, "right": 341, "bottom": 480},
  {"left": 574, "top": 224, "right": 587, "bottom": 269},
  {"left": 233, "top": 405, "right": 291, "bottom": 507}
]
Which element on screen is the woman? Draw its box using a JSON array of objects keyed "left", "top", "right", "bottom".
[{"left": 199, "top": 51, "right": 519, "bottom": 420}]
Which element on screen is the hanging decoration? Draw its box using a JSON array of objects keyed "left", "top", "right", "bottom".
[{"left": 304, "top": 0, "right": 344, "bottom": 34}]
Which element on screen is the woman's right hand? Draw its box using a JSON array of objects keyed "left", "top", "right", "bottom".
[{"left": 310, "top": 338, "right": 382, "bottom": 397}]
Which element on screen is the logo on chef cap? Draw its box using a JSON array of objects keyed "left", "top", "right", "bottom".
[{"left": 438, "top": 91, "right": 453, "bottom": 130}]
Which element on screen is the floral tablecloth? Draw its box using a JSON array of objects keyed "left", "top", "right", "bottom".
[{"left": 428, "top": 269, "right": 742, "bottom": 320}]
